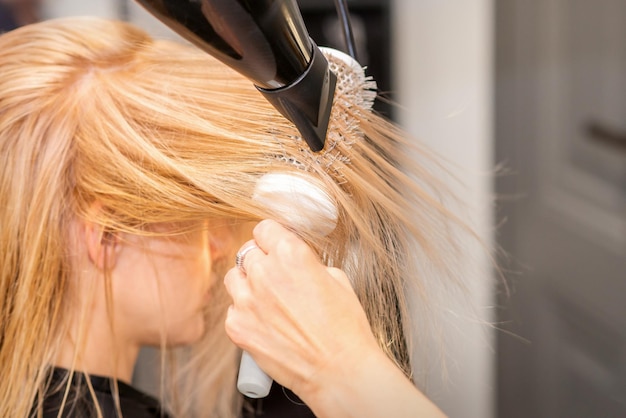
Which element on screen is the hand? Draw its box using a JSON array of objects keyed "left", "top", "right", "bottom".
[
  {"left": 224, "top": 220, "right": 447, "bottom": 418},
  {"left": 223, "top": 219, "right": 379, "bottom": 400}
]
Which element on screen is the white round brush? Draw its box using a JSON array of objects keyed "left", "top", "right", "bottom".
[{"left": 237, "top": 172, "right": 338, "bottom": 398}]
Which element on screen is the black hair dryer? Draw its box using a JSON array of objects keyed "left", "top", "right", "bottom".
[{"left": 134, "top": 0, "right": 337, "bottom": 152}]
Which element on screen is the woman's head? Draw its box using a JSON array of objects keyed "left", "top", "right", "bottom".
[
  {"left": 74, "top": 220, "right": 226, "bottom": 348},
  {"left": 0, "top": 16, "right": 281, "bottom": 416}
]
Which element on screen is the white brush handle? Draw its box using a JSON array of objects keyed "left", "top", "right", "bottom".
[{"left": 237, "top": 351, "right": 273, "bottom": 398}]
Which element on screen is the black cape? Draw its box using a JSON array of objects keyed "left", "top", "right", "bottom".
[{"left": 39, "top": 368, "right": 315, "bottom": 417}]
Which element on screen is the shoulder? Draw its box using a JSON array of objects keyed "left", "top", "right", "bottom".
[{"left": 39, "top": 367, "right": 171, "bottom": 418}]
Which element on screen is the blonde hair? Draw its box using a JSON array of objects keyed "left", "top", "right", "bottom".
[{"left": 0, "top": 17, "right": 476, "bottom": 417}]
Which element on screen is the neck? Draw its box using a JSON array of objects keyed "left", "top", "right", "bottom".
[{"left": 55, "top": 309, "right": 139, "bottom": 383}]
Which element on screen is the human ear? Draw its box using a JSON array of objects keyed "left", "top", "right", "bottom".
[
  {"left": 207, "top": 221, "right": 245, "bottom": 264},
  {"left": 84, "top": 221, "right": 119, "bottom": 270},
  {"left": 207, "top": 225, "right": 232, "bottom": 264}
]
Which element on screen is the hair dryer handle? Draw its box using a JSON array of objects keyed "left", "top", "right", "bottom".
[{"left": 237, "top": 350, "right": 273, "bottom": 398}]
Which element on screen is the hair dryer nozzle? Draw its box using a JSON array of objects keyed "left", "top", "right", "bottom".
[
  {"left": 134, "top": 0, "right": 337, "bottom": 152},
  {"left": 257, "top": 45, "right": 336, "bottom": 152}
]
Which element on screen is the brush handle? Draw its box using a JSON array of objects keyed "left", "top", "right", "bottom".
[{"left": 237, "top": 351, "right": 273, "bottom": 398}]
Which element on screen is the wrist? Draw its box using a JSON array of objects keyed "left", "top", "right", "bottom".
[
  {"left": 294, "top": 345, "right": 446, "bottom": 418},
  {"left": 295, "top": 344, "right": 390, "bottom": 417}
]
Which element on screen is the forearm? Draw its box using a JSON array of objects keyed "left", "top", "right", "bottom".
[{"left": 301, "top": 349, "right": 447, "bottom": 418}]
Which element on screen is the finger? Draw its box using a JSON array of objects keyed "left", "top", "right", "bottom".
[
  {"left": 252, "top": 219, "right": 300, "bottom": 254},
  {"left": 236, "top": 240, "right": 265, "bottom": 275},
  {"left": 223, "top": 267, "right": 258, "bottom": 346},
  {"left": 223, "top": 265, "right": 256, "bottom": 308},
  {"left": 253, "top": 220, "right": 319, "bottom": 268},
  {"left": 224, "top": 304, "right": 249, "bottom": 348}
]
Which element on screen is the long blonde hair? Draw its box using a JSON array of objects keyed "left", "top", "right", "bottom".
[{"left": 0, "top": 17, "right": 476, "bottom": 417}]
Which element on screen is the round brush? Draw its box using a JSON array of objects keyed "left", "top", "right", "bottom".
[{"left": 237, "top": 172, "right": 338, "bottom": 398}]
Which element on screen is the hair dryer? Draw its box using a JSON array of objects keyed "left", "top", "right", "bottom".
[{"left": 134, "top": 0, "right": 337, "bottom": 152}]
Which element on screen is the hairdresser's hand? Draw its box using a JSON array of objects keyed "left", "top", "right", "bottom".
[
  {"left": 224, "top": 219, "right": 446, "bottom": 418},
  {"left": 224, "top": 220, "right": 378, "bottom": 395}
]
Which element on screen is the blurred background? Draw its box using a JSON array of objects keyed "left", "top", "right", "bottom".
[
  {"left": 2, "top": 1, "right": 624, "bottom": 417},
  {"left": 495, "top": 2, "right": 626, "bottom": 417}
]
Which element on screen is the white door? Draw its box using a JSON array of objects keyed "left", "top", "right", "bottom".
[{"left": 496, "top": 1, "right": 626, "bottom": 417}]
